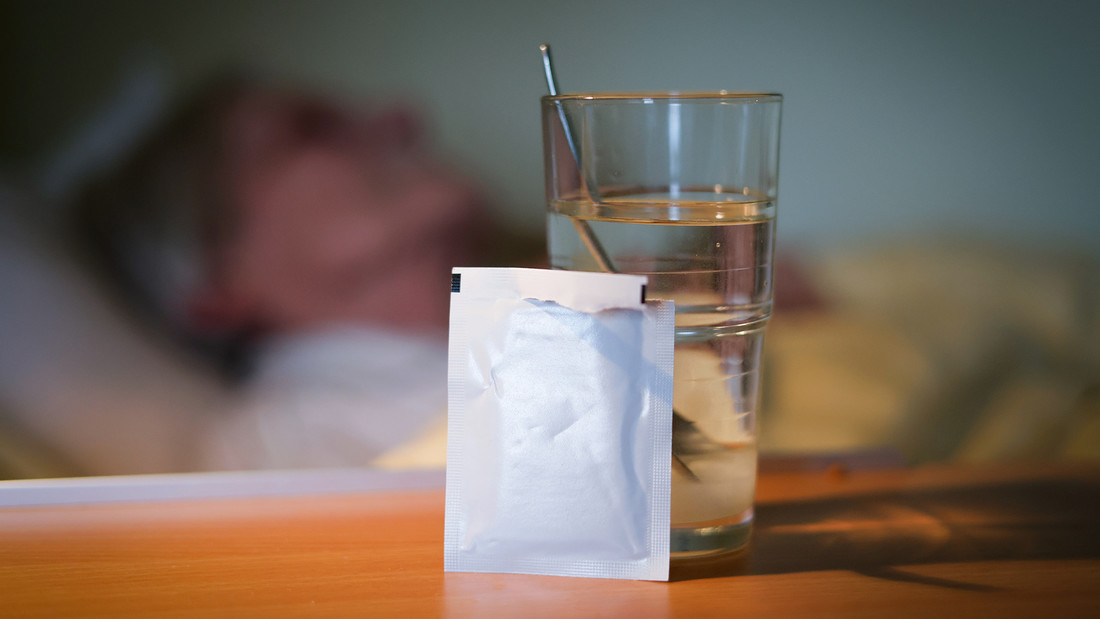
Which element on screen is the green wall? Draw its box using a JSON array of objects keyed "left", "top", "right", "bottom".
[{"left": 2, "top": 0, "right": 1098, "bottom": 251}]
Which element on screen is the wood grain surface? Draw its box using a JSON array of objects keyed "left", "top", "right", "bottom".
[{"left": 2, "top": 462, "right": 1099, "bottom": 618}]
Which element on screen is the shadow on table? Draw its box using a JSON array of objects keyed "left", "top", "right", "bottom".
[{"left": 670, "top": 476, "right": 1100, "bottom": 587}]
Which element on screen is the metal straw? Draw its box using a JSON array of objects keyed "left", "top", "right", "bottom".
[
  {"left": 538, "top": 44, "right": 618, "bottom": 274},
  {"left": 538, "top": 44, "right": 712, "bottom": 481}
]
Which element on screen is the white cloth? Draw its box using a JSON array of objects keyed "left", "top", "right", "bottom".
[{"left": 200, "top": 328, "right": 447, "bottom": 470}]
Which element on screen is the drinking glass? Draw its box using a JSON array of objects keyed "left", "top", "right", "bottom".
[{"left": 541, "top": 92, "right": 781, "bottom": 557}]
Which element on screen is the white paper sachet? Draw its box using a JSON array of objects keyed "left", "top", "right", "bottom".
[{"left": 444, "top": 267, "right": 674, "bottom": 581}]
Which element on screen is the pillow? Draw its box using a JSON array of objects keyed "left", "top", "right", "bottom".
[{"left": 0, "top": 185, "right": 232, "bottom": 476}]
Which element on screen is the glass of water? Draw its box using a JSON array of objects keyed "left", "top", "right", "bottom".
[{"left": 541, "top": 92, "right": 782, "bottom": 558}]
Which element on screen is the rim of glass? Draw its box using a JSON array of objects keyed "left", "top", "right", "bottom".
[{"left": 542, "top": 91, "right": 781, "bottom": 103}]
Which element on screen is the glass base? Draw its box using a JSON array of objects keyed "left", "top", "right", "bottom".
[{"left": 670, "top": 508, "right": 753, "bottom": 559}]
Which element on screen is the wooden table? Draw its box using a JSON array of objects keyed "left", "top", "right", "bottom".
[{"left": 2, "top": 461, "right": 1099, "bottom": 617}]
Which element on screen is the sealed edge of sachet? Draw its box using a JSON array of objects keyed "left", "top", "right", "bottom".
[
  {"left": 444, "top": 267, "right": 673, "bottom": 581},
  {"left": 448, "top": 266, "right": 648, "bottom": 313}
]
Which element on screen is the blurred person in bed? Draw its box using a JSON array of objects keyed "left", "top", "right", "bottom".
[{"left": 66, "top": 75, "right": 530, "bottom": 471}]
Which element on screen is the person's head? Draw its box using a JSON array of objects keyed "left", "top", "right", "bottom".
[{"left": 75, "top": 76, "right": 490, "bottom": 352}]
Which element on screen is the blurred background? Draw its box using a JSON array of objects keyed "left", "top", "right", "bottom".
[{"left": 0, "top": 0, "right": 1097, "bottom": 478}]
